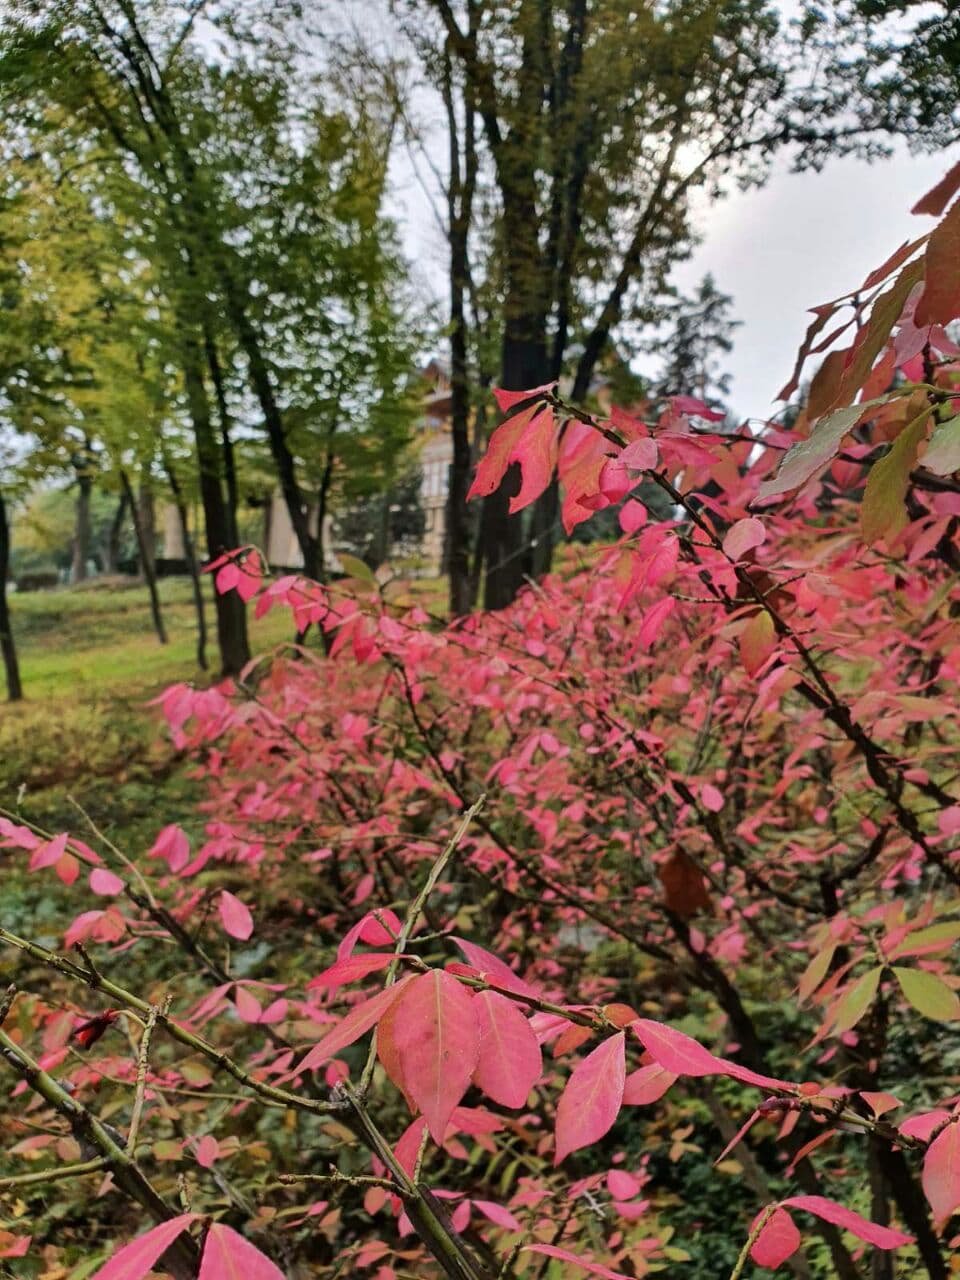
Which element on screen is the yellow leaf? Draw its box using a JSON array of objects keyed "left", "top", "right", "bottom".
[
  {"left": 861, "top": 411, "right": 931, "bottom": 544},
  {"left": 893, "top": 966, "right": 960, "bottom": 1021}
]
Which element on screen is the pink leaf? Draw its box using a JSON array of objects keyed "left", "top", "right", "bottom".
[
  {"left": 452, "top": 938, "right": 535, "bottom": 997},
  {"left": 392, "top": 970, "right": 480, "bottom": 1141},
  {"left": 671, "top": 395, "right": 726, "bottom": 422},
  {"left": 294, "top": 978, "right": 411, "bottom": 1074},
  {"left": 195, "top": 1135, "right": 219, "bottom": 1168},
  {"left": 722, "top": 517, "right": 766, "bottom": 561},
  {"left": 508, "top": 407, "right": 559, "bottom": 514},
  {"left": 467, "top": 403, "right": 542, "bottom": 503},
  {"left": 472, "top": 989, "right": 542, "bottom": 1108},
  {"left": 30, "top": 832, "right": 68, "bottom": 871},
  {"left": 473, "top": 1200, "right": 522, "bottom": 1232},
  {"left": 618, "top": 499, "right": 647, "bottom": 534},
  {"left": 921, "top": 1119, "right": 960, "bottom": 1229},
  {"left": 622, "top": 1062, "right": 677, "bottom": 1105},
  {"left": 89, "top": 1215, "right": 198, "bottom": 1280},
  {"left": 750, "top": 1207, "right": 801, "bottom": 1268},
  {"left": 620, "top": 439, "right": 659, "bottom": 471},
  {"left": 215, "top": 562, "right": 241, "bottom": 594},
  {"left": 337, "top": 909, "right": 403, "bottom": 961},
  {"left": 638, "top": 597, "right": 676, "bottom": 650},
  {"left": 523, "top": 1244, "right": 633, "bottom": 1280},
  {"left": 219, "top": 891, "right": 253, "bottom": 941},
  {"left": 782, "top": 1195, "right": 913, "bottom": 1249},
  {"left": 492, "top": 382, "right": 554, "bottom": 413},
  {"left": 306, "top": 953, "right": 396, "bottom": 992},
  {"left": 150, "top": 825, "right": 191, "bottom": 873},
  {"left": 701, "top": 784, "right": 724, "bottom": 813},
  {"left": 631, "top": 1020, "right": 791, "bottom": 1092},
  {"left": 89, "top": 869, "right": 125, "bottom": 897},
  {"left": 607, "top": 1170, "right": 641, "bottom": 1200},
  {"left": 234, "top": 988, "right": 263, "bottom": 1023},
  {"left": 555, "top": 1031, "right": 626, "bottom": 1163},
  {"left": 198, "top": 1224, "right": 284, "bottom": 1280}
]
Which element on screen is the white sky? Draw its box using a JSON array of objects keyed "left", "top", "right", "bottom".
[
  {"left": 670, "top": 145, "right": 960, "bottom": 422},
  {"left": 393, "top": 139, "right": 959, "bottom": 425}
]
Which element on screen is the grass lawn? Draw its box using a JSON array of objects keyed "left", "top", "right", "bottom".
[{"left": 0, "top": 576, "right": 293, "bottom": 847}]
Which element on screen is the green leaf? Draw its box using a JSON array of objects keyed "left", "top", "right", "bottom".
[
  {"left": 336, "top": 553, "right": 376, "bottom": 584},
  {"left": 832, "top": 965, "right": 882, "bottom": 1033},
  {"left": 861, "top": 410, "right": 931, "bottom": 544},
  {"left": 758, "top": 399, "right": 884, "bottom": 500},
  {"left": 893, "top": 967, "right": 960, "bottom": 1021},
  {"left": 798, "top": 943, "right": 836, "bottom": 1004},
  {"left": 922, "top": 414, "right": 960, "bottom": 476}
]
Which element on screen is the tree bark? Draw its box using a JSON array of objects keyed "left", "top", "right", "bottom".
[
  {"left": 162, "top": 455, "right": 208, "bottom": 672},
  {"left": 136, "top": 480, "right": 157, "bottom": 579},
  {"left": 71, "top": 469, "right": 93, "bottom": 583},
  {"left": 0, "top": 489, "right": 23, "bottom": 702},
  {"left": 442, "top": 40, "right": 477, "bottom": 618},
  {"left": 179, "top": 325, "right": 250, "bottom": 677},
  {"left": 104, "top": 491, "right": 128, "bottom": 574},
  {"left": 121, "top": 470, "right": 167, "bottom": 647}
]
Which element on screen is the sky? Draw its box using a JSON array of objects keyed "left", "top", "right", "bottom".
[{"left": 387, "top": 69, "right": 959, "bottom": 426}]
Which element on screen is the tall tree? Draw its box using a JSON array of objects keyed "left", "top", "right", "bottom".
[
  {"left": 404, "top": 0, "right": 789, "bottom": 607},
  {"left": 0, "top": 1, "right": 419, "bottom": 585}
]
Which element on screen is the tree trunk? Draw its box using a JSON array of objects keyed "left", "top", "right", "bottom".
[
  {"left": 0, "top": 489, "right": 23, "bottom": 702},
  {"left": 136, "top": 480, "right": 157, "bottom": 580},
  {"left": 163, "top": 455, "right": 208, "bottom": 672},
  {"left": 71, "top": 470, "right": 93, "bottom": 583},
  {"left": 442, "top": 41, "right": 477, "bottom": 618},
  {"left": 179, "top": 325, "right": 250, "bottom": 677},
  {"left": 203, "top": 323, "right": 240, "bottom": 548},
  {"left": 105, "top": 491, "right": 128, "bottom": 574},
  {"left": 481, "top": 325, "right": 549, "bottom": 611},
  {"left": 121, "top": 470, "right": 167, "bottom": 647}
]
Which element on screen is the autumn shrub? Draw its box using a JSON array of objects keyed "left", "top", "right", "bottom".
[{"left": 2, "top": 170, "right": 960, "bottom": 1280}]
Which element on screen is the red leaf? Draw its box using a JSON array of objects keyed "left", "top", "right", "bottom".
[
  {"left": 555, "top": 1031, "right": 626, "bottom": 1163},
  {"left": 508, "top": 407, "right": 559, "bottom": 514},
  {"left": 306, "top": 953, "right": 396, "bottom": 992},
  {"left": 921, "top": 1119, "right": 960, "bottom": 1229},
  {"left": 195, "top": 1135, "right": 219, "bottom": 1168},
  {"left": 337, "top": 909, "right": 403, "bottom": 961},
  {"left": 750, "top": 1207, "right": 801, "bottom": 1268},
  {"left": 89, "top": 1215, "right": 198, "bottom": 1280},
  {"left": 618, "top": 499, "right": 648, "bottom": 534},
  {"left": 622, "top": 1062, "right": 677, "bottom": 1105},
  {"left": 916, "top": 199, "right": 960, "bottom": 327},
  {"left": 913, "top": 162, "right": 960, "bottom": 217},
  {"left": 638, "top": 596, "right": 676, "bottom": 649},
  {"left": 492, "top": 382, "right": 554, "bottom": 413},
  {"left": 620, "top": 438, "right": 659, "bottom": 471},
  {"left": 392, "top": 970, "right": 481, "bottom": 1141},
  {"left": 219, "top": 891, "right": 253, "bottom": 941},
  {"left": 631, "top": 1020, "right": 790, "bottom": 1092},
  {"left": 473, "top": 1200, "right": 522, "bottom": 1231},
  {"left": 523, "top": 1244, "right": 633, "bottom": 1280},
  {"left": 72, "top": 1009, "right": 120, "bottom": 1050},
  {"left": 722, "top": 517, "right": 766, "bottom": 561},
  {"left": 782, "top": 1195, "right": 913, "bottom": 1249},
  {"left": 467, "top": 403, "right": 541, "bottom": 503},
  {"left": 198, "top": 1224, "right": 284, "bottom": 1280},
  {"left": 294, "top": 978, "right": 411, "bottom": 1074},
  {"left": 671, "top": 396, "right": 726, "bottom": 422},
  {"left": 472, "top": 989, "right": 542, "bottom": 1108},
  {"left": 452, "top": 938, "right": 535, "bottom": 997}
]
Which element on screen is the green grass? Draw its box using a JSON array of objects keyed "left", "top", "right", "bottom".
[{"left": 1, "top": 575, "right": 292, "bottom": 842}]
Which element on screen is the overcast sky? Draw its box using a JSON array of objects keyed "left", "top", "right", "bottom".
[{"left": 391, "top": 122, "right": 959, "bottom": 426}]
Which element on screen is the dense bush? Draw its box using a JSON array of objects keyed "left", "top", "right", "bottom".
[{"left": 2, "top": 172, "right": 960, "bottom": 1280}]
